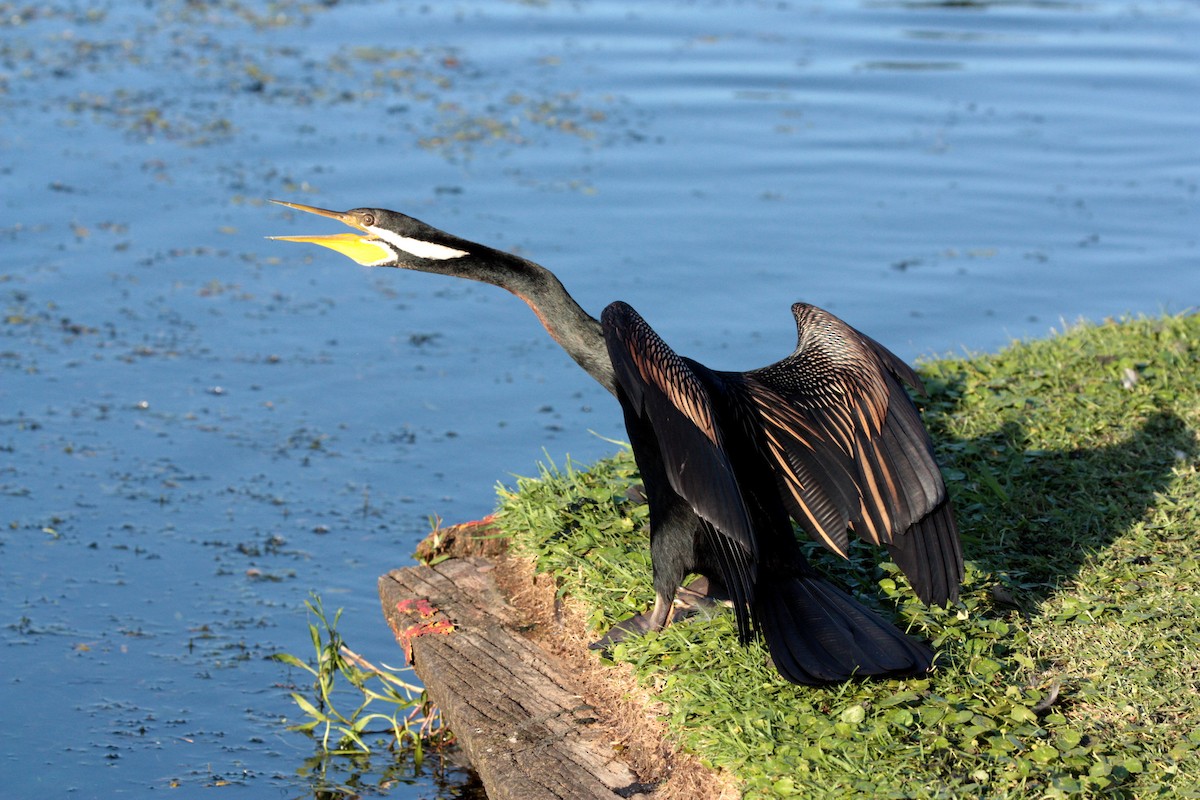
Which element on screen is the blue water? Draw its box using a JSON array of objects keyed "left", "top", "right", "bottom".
[{"left": 2, "top": 0, "right": 1197, "bottom": 796}]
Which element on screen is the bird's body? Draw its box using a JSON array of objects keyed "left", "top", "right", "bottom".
[
  {"left": 601, "top": 301, "right": 960, "bottom": 681},
  {"left": 271, "top": 202, "right": 964, "bottom": 684}
]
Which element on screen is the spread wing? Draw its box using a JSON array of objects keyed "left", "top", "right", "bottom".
[
  {"left": 739, "top": 303, "right": 963, "bottom": 604},
  {"left": 601, "top": 301, "right": 757, "bottom": 604}
]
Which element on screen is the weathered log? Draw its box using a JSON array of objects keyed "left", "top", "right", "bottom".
[{"left": 379, "top": 557, "right": 652, "bottom": 800}]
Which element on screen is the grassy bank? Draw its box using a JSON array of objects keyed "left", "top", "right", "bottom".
[{"left": 495, "top": 313, "right": 1200, "bottom": 799}]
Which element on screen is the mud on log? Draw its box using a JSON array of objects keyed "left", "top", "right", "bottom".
[{"left": 379, "top": 557, "right": 651, "bottom": 800}]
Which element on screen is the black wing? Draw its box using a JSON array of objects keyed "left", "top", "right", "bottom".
[
  {"left": 738, "top": 303, "right": 963, "bottom": 604},
  {"left": 601, "top": 301, "right": 758, "bottom": 595}
]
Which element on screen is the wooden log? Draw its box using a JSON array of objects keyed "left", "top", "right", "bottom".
[{"left": 379, "top": 557, "right": 652, "bottom": 800}]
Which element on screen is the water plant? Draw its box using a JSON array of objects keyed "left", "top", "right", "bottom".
[{"left": 273, "top": 594, "right": 452, "bottom": 764}]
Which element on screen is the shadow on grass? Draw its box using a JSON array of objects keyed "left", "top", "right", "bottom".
[
  {"left": 924, "top": 383, "right": 1194, "bottom": 614},
  {"left": 600, "top": 377, "right": 1195, "bottom": 630}
]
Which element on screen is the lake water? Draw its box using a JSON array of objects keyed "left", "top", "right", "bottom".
[{"left": 2, "top": 0, "right": 1197, "bottom": 796}]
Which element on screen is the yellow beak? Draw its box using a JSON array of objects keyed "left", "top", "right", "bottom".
[{"left": 268, "top": 200, "right": 394, "bottom": 266}]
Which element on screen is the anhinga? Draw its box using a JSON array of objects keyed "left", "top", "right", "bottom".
[{"left": 270, "top": 201, "right": 963, "bottom": 685}]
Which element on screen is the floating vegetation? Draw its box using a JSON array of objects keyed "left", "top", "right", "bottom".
[{"left": 1, "top": 1, "right": 626, "bottom": 157}]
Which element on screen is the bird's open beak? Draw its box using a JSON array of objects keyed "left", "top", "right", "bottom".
[{"left": 268, "top": 200, "right": 393, "bottom": 265}]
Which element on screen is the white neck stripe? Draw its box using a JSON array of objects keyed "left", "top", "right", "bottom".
[{"left": 374, "top": 229, "right": 468, "bottom": 260}]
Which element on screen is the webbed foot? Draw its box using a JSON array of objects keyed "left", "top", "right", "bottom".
[
  {"left": 673, "top": 575, "right": 728, "bottom": 613},
  {"left": 589, "top": 578, "right": 726, "bottom": 651},
  {"left": 589, "top": 612, "right": 658, "bottom": 650}
]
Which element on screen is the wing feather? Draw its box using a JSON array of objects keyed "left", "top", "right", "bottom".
[
  {"left": 601, "top": 301, "right": 757, "bottom": 561},
  {"left": 602, "top": 300, "right": 962, "bottom": 607},
  {"left": 740, "top": 303, "right": 963, "bottom": 603}
]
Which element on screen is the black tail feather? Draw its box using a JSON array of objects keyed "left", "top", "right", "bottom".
[{"left": 755, "top": 575, "right": 933, "bottom": 685}]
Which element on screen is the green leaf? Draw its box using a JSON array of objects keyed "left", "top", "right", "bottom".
[
  {"left": 271, "top": 652, "right": 316, "bottom": 675},
  {"left": 1029, "top": 746, "right": 1059, "bottom": 764},
  {"left": 1056, "top": 729, "right": 1083, "bottom": 750},
  {"left": 1008, "top": 705, "right": 1038, "bottom": 724},
  {"left": 839, "top": 705, "right": 866, "bottom": 724},
  {"left": 771, "top": 777, "right": 798, "bottom": 796},
  {"left": 877, "top": 690, "right": 920, "bottom": 708},
  {"left": 285, "top": 719, "right": 319, "bottom": 734},
  {"left": 974, "top": 462, "right": 1009, "bottom": 502},
  {"left": 289, "top": 692, "right": 327, "bottom": 722}
]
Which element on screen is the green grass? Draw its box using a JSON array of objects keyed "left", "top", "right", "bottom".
[{"left": 495, "top": 313, "right": 1200, "bottom": 799}]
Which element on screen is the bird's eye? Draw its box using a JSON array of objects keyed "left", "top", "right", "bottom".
[{"left": 359, "top": 212, "right": 376, "bottom": 227}]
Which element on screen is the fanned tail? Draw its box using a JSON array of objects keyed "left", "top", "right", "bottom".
[{"left": 755, "top": 575, "right": 933, "bottom": 685}]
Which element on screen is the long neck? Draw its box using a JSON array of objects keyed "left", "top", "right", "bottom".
[{"left": 425, "top": 249, "right": 618, "bottom": 397}]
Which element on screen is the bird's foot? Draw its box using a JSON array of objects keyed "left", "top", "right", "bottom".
[
  {"left": 589, "top": 612, "right": 657, "bottom": 651},
  {"left": 589, "top": 578, "right": 728, "bottom": 651},
  {"left": 674, "top": 575, "right": 728, "bottom": 611}
]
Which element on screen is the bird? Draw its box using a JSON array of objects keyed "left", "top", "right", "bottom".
[{"left": 270, "top": 200, "right": 963, "bottom": 685}]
